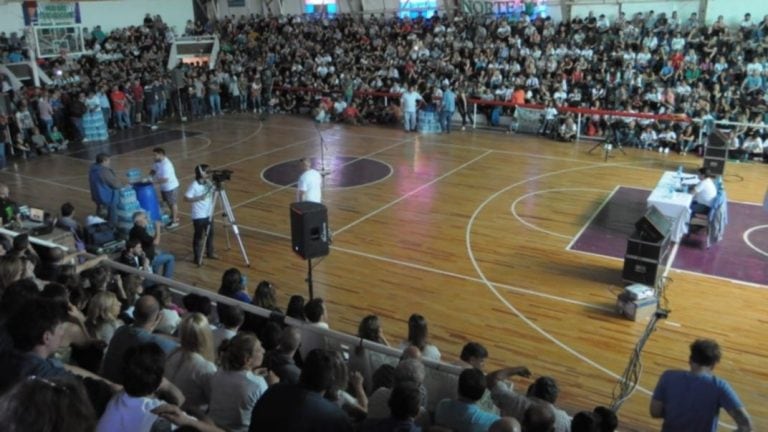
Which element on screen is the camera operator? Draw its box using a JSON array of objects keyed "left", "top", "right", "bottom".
[{"left": 184, "top": 164, "right": 216, "bottom": 265}]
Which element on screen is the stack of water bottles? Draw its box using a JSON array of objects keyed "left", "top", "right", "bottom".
[
  {"left": 115, "top": 187, "right": 147, "bottom": 237},
  {"left": 417, "top": 109, "right": 442, "bottom": 134},
  {"left": 667, "top": 165, "right": 684, "bottom": 197}
]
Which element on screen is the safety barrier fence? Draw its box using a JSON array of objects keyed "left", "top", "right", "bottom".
[{"left": 278, "top": 85, "right": 694, "bottom": 141}]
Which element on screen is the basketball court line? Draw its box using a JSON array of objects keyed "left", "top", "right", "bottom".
[
  {"left": 562, "top": 231, "right": 768, "bottom": 291},
  {"left": 259, "top": 159, "right": 396, "bottom": 191},
  {"left": 0, "top": 171, "right": 90, "bottom": 194},
  {"left": 510, "top": 187, "right": 611, "bottom": 240},
  {"left": 257, "top": 120, "right": 712, "bottom": 170},
  {"left": 229, "top": 222, "right": 617, "bottom": 313},
  {"left": 259, "top": 121, "right": 612, "bottom": 165},
  {"left": 565, "top": 185, "right": 621, "bottom": 250},
  {"left": 334, "top": 150, "right": 493, "bottom": 235},
  {"left": 466, "top": 160, "right": 659, "bottom": 398},
  {"left": 743, "top": 225, "right": 768, "bottom": 258},
  {"left": 231, "top": 138, "right": 414, "bottom": 210},
  {"left": 109, "top": 133, "right": 214, "bottom": 162}
]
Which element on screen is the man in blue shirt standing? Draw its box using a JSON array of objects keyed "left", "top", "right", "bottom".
[
  {"left": 88, "top": 153, "right": 123, "bottom": 226},
  {"left": 441, "top": 84, "right": 456, "bottom": 134},
  {"left": 650, "top": 339, "right": 753, "bottom": 432}
]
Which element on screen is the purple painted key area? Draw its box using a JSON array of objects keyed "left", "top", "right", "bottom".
[{"left": 570, "top": 186, "right": 768, "bottom": 286}]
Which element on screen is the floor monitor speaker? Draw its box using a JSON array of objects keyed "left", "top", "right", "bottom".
[{"left": 635, "top": 205, "right": 672, "bottom": 243}]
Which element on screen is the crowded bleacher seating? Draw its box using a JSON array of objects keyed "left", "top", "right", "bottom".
[{"left": 0, "top": 6, "right": 763, "bottom": 432}]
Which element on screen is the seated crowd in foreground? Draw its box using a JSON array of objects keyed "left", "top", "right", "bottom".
[
  {"left": 0, "top": 220, "right": 755, "bottom": 431},
  {"left": 2, "top": 9, "right": 768, "bottom": 165}
]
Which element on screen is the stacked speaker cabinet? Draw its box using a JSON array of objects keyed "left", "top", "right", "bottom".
[
  {"left": 290, "top": 202, "right": 330, "bottom": 260},
  {"left": 622, "top": 206, "right": 672, "bottom": 286},
  {"left": 703, "top": 129, "right": 728, "bottom": 175}
]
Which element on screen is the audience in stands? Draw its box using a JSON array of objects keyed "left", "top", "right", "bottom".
[
  {"left": 435, "top": 367, "right": 502, "bottom": 430},
  {"left": 96, "top": 342, "right": 178, "bottom": 432},
  {"left": 2, "top": 9, "right": 765, "bottom": 432},
  {"left": 358, "top": 314, "right": 392, "bottom": 347},
  {"left": 208, "top": 332, "right": 271, "bottom": 432},
  {"left": 285, "top": 294, "right": 307, "bottom": 321},
  {"left": 400, "top": 313, "right": 441, "bottom": 361},
  {"left": 218, "top": 267, "right": 251, "bottom": 302},
  {"left": 128, "top": 210, "right": 176, "bottom": 279},
  {"left": 249, "top": 348, "right": 354, "bottom": 431},
  {"left": 164, "top": 313, "right": 217, "bottom": 412},
  {"left": 213, "top": 301, "right": 244, "bottom": 352},
  {"left": 0, "top": 376, "right": 97, "bottom": 432},
  {"left": 100, "top": 294, "right": 178, "bottom": 383},
  {"left": 2, "top": 9, "right": 768, "bottom": 161},
  {"left": 262, "top": 326, "right": 302, "bottom": 384},
  {"left": 299, "top": 297, "right": 330, "bottom": 358}
]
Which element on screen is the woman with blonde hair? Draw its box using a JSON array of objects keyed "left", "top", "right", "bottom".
[
  {"left": 207, "top": 332, "right": 272, "bottom": 432},
  {"left": 164, "top": 312, "right": 217, "bottom": 412},
  {"left": 0, "top": 256, "right": 24, "bottom": 296},
  {"left": 85, "top": 291, "right": 123, "bottom": 344}
]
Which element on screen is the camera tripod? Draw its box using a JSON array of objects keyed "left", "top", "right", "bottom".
[
  {"left": 588, "top": 126, "right": 627, "bottom": 161},
  {"left": 198, "top": 181, "right": 251, "bottom": 267}
]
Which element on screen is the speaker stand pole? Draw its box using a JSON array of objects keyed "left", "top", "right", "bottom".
[{"left": 306, "top": 258, "right": 314, "bottom": 300}]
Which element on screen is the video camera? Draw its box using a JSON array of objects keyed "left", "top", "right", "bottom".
[{"left": 210, "top": 169, "right": 233, "bottom": 184}]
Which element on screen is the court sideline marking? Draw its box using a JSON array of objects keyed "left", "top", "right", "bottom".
[
  {"left": 228, "top": 222, "right": 617, "bottom": 313},
  {"left": 467, "top": 159, "right": 740, "bottom": 429},
  {"left": 334, "top": 150, "right": 493, "bottom": 234},
  {"left": 465, "top": 160, "right": 658, "bottom": 397},
  {"left": 566, "top": 185, "right": 620, "bottom": 250},
  {"left": 231, "top": 137, "right": 415, "bottom": 211},
  {"left": 510, "top": 187, "right": 611, "bottom": 240}
]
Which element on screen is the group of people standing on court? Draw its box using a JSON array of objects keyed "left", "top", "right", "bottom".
[
  {"left": 400, "top": 84, "right": 462, "bottom": 134},
  {"left": 88, "top": 150, "right": 324, "bottom": 268}
]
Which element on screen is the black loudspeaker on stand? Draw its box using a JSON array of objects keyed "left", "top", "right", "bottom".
[{"left": 290, "top": 202, "right": 330, "bottom": 299}]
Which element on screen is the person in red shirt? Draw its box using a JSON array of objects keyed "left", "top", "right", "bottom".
[
  {"left": 341, "top": 103, "right": 362, "bottom": 125},
  {"left": 110, "top": 86, "right": 131, "bottom": 129},
  {"left": 511, "top": 87, "right": 526, "bottom": 106}
]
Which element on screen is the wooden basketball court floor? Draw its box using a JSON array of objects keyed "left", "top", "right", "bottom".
[{"left": 4, "top": 115, "right": 767, "bottom": 431}]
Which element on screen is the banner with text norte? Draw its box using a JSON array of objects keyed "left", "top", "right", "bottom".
[{"left": 23, "top": 1, "right": 82, "bottom": 27}]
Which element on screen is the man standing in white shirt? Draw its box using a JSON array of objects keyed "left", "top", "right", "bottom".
[
  {"left": 400, "top": 85, "right": 423, "bottom": 132},
  {"left": 296, "top": 158, "right": 322, "bottom": 203},
  {"left": 184, "top": 164, "right": 216, "bottom": 265},
  {"left": 150, "top": 147, "right": 180, "bottom": 228}
]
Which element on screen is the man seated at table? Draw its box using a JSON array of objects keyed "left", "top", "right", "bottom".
[{"left": 689, "top": 168, "right": 717, "bottom": 216}]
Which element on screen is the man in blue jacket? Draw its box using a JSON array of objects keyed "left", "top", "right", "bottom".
[{"left": 88, "top": 153, "right": 123, "bottom": 225}]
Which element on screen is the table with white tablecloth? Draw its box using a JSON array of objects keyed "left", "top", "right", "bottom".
[{"left": 646, "top": 171, "right": 698, "bottom": 242}]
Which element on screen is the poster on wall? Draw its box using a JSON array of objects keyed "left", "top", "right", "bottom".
[
  {"left": 22, "top": 1, "right": 82, "bottom": 27},
  {"left": 228, "top": 0, "right": 246, "bottom": 6}
]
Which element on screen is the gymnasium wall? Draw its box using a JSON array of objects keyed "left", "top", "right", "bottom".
[
  {"left": 0, "top": 0, "right": 766, "bottom": 38},
  {"left": 0, "top": 0, "right": 193, "bottom": 36}
]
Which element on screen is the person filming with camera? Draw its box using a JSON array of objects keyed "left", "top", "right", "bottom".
[{"left": 184, "top": 164, "right": 217, "bottom": 266}]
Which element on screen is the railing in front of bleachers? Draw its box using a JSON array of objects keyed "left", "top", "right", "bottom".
[
  {"left": 97, "top": 256, "right": 464, "bottom": 412},
  {"left": 279, "top": 85, "right": 692, "bottom": 141}
]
